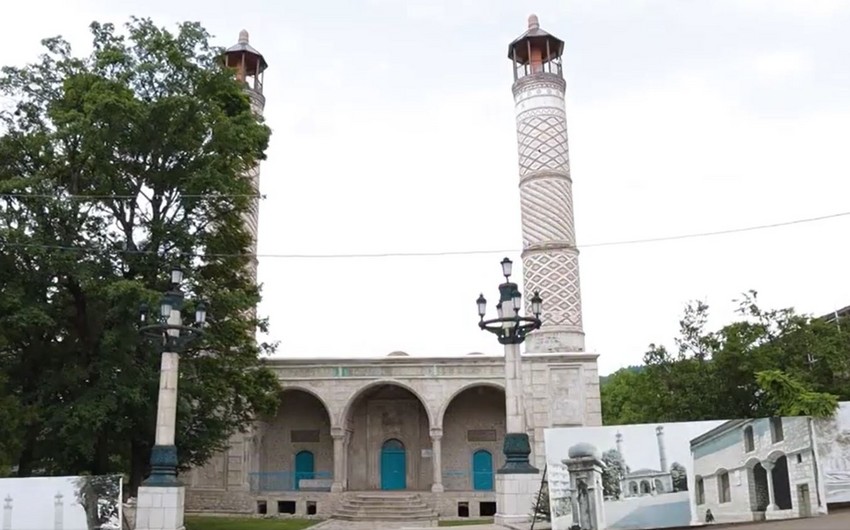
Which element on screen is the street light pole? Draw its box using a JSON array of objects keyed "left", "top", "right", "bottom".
[
  {"left": 477, "top": 257, "right": 542, "bottom": 474},
  {"left": 138, "top": 266, "right": 207, "bottom": 487}
]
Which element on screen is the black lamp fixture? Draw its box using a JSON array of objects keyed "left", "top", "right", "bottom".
[
  {"left": 139, "top": 265, "right": 207, "bottom": 352},
  {"left": 477, "top": 257, "right": 542, "bottom": 345}
]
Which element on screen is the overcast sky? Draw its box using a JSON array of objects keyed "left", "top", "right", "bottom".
[
  {"left": 2, "top": 1, "right": 849, "bottom": 374},
  {"left": 544, "top": 420, "right": 725, "bottom": 472}
]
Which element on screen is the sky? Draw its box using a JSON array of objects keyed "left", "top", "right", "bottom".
[
  {"left": 2, "top": 1, "right": 850, "bottom": 374},
  {"left": 544, "top": 420, "right": 726, "bottom": 472}
]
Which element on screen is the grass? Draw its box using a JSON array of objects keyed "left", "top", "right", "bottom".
[
  {"left": 184, "top": 516, "right": 320, "bottom": 530},
  {"left": 438, "top": 519, "right": 495, "bottom": 527}
]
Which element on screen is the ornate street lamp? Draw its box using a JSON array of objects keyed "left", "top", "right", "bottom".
[
  {"left": 477, "top": 257, "right": 542, "bottom": 473},
  {"left": 138, "top": 265, "right": 207, "bottom": 486}
]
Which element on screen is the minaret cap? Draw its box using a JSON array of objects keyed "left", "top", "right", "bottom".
[
  {"left": 224, "top": 29, "right": 268, "bottom": 73},
  {"left": 507, "top": 14, "right": 565, "bottom": 63},
  {"left": 238, "top": 29, "right": 249, "bottom": 44}
]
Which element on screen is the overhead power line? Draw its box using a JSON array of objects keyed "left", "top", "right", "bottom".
[{"left": 1, "top": 209, "right": 848, "bottom": 259}]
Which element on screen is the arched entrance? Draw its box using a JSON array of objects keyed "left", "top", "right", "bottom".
[
  {"left": 381, "top": 439, "right": 407, "bottom": 490},
  {"left": 257, "top": 389, "right": 333, "bottom": 492},
  {"left": 343, "top": 383, "right": 431, "bottom": 490},
  {"left": 472, "top": 450, "right": 494, "bottom": 491},
  {"left": 640, "top": 480, "right": 651, "bottom": 495},
  {"left": 294, "top": 451, "right": 315, "bottom": 490},
  {"left": 629, "top": 481, "right": 638, "bottom": 496},
  {"left": 654, "top": 479, "right": 664, "bottom": 493},
  {"left": 772, "top": 456, "right": 792, "bottom": 510},
  {"left": 440, "top": 384, "right": 506, "bottom": 491},
  {"left": 750, "top": 463, "right": 769, "bottom": 512}
]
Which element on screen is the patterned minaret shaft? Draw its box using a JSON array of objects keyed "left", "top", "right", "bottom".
[
  {"left": 2, "top": 495, "right": 11, "bottom": 530},
  {"left": 656, "top": 425, "right": 668, "bottom": 472},
  {"left": 224, "top": 30, "right": 268, "bottom": 285},
  {"left": 509, "top": 15, "right": 585, "bottom": 353}
]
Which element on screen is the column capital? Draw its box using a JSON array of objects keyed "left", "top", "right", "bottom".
[
  {"left": 430, "top": 427, "right": 443, "bottom": 440},
  {"left": 331, "top": 427, "right": 346, "bottom": 440},
  {"left": 762, "top": 461, "right": 775, "bottom": 471}
]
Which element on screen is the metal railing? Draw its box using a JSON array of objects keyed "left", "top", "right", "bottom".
[
  {"left": 248, "top": 471, "right": 333, "bottom": 492},
  {"left": 442, "top": 469, "right": 495, "bottom": 491}
]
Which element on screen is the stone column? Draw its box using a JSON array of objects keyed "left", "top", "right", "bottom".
[
  {"left": 656, "top": 426, "right": 668, "bottom": 472},
  {"left": 331, "top": 428, "right": 346, "bottom": 492},
  {"left": 54, "top": 492, "right": 63, "bottom": 530},
  {"left": 430, "top": 428, "right": 444, "bottom": 493},
  {"left": 3, "top": 495, "right": 11, "bottom": 530},
  {"left": 763, "top": 461, "right": 777, "bottom": 511}
]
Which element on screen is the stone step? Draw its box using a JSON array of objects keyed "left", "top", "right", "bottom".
[
  {"left": 333, "top": 513, "right": 437, "bottom": 522},
  {"left": 345, "top": 497, "right": 429, "bottom": 506},
  {"left": 334, "top": 508, "right": 436, "bottom": 517}
]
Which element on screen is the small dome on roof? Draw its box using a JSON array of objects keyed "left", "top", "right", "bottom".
[
  {"left": 387, "top": 351, "right": 410, "bottom": 357},
  {"left": 568, "top": 442, "right": 601, "bottom": 460}
]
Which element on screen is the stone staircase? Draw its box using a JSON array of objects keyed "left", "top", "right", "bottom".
[{"left": 332, "top": 492, "right": 438, "bottom": 526}]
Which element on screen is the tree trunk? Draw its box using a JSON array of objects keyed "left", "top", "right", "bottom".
[{"left": 15, "top": 424, "right": 39, "bottom": 476}]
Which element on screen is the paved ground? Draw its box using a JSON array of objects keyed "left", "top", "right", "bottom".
[{"left": 309, "top": 509, "right": 850, "bottom": 530}]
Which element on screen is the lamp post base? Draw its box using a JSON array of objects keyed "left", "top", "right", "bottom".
[
  {"left": 134, "top": 485, "right": 185, "bottom": 530},
  {"left": 497, "top": 432, "right": 540, "bottom": 474},
  {"left": 494, "top": 472, "right": 542, "bottom": 527},
  {"left": 143, "top": 445, "right": 181, "bottom": 487}
]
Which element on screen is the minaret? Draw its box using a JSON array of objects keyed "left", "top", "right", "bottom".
[
  {"left": 3, "top": 495, "right": 11, "bottom": 530},
  {"left": 223, "top": 30, "right": 268, "bottom": 283},
  {"left": 509, "top": 14, "right": 585, "bottom": 353},
  {"left": 656, "top": 426, "right": 668, "bottom": 472},
  {"left": 54, "top": 492, "right": 63, "bottom": 530},
  {"left": 615, "top": 431, "right": 624, "bottom": 458},
  {"left": 221, "top": 30, "right": 269, "bottom": 495}
]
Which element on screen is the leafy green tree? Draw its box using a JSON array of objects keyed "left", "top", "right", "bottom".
[
  {"left": 755, "top": 370, "right": 838, "bottom": 418},
  {"left": 0, "top": 18, "right": 280, "bottom": 495},
  {"left": 601, "top": 292, "right": 847, "bottom": 425},
  {"left": 669, "top": 461, "right": 688, "bottom": 492},
  {"left": 601, "top": 448, "right": 627, "bottom": 499}
]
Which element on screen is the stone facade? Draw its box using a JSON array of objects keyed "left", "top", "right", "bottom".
[
  {"left": 184, "top": 352, "right": 600, "bottom": 518},
  {"left": 689, "top": 417, "right": 827, "bottom": 524}
]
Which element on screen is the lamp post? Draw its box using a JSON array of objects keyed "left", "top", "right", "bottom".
[
  {"left": 477, "top": 257, "right": 542, "bottom": 474},
  {"left": 138, "top": 265, "right": 207, "bottom": 486}
]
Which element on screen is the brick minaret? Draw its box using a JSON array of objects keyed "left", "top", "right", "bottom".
[{"left": 509, "top": 14, "right": 585, "bottom": 353}]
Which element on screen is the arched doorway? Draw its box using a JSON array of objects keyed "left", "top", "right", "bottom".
[
  {"left": 654, "top": 479, "right": 664, "bottom": 493},
  {"left": 381, "top": 439, "right": 407, "bottom": 490},
  {"left": 258, "top": 389, "right": 332, "bottom": 492},
  {"left": 772, "top": 456, "right": 792, "bottom": 509},
  {"left": 440, "top": 384, "right": 506, "bottom": 491},
  {"left": 343, "top": 383, "right": 431, "bottom": 490},
  {"left": 629, "top": 481, "right": 638, "bottom": 496},
  {"left": 750, "top": 463, "right": 769, "bottom": 512},
  {"left": 472, "top": 450, "right": 494, "bottom": 491},
  {"left": 294, "top": 451, "right": 315, "bottom": 490},
  {"left": 640, "top": 480, "right": 651, "bottom": 495}
]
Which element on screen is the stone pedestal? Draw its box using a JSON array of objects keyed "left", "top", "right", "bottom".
[
  {"left": 495, "top": 472, "right": 543, "bottom": 527},
  {"left": 134, "top": 486, "right": 185, "bottom": 530}
]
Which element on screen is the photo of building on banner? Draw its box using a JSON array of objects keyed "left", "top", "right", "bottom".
[
  {"left": 543, "top": 408, "right": 850, "bottom": 530},
  {"left": 0, "top": 475, "right": 122, "bottom": 530}
]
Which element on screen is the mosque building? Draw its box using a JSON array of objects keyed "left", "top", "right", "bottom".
[{"left": 184, "top": 15, "right": 602, "bottom": 524}]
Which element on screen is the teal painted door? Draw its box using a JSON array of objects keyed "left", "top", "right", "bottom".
[
  {"left": 473, "top": 450, "right": 494, "bottom": 491},
  {"left": 381, "top": 439, "right": 406, "bottom": 490},
  {"left": 294, "top": 451, "right": 315, "bottom": 490}
]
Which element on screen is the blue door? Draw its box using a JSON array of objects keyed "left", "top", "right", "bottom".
[
  {"left": 473, "top": 450, "right": 494, "bottom": 491},
  {"left": 294, "top": 450, "right": 315, "bottom": 490},
  {"left": 381, "top": 439, "right": 406, "bottom": 490}
]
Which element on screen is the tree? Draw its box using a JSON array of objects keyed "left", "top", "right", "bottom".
[
  {"left": 669, "top": 461, "right": 688, "bottom": 492},
  {"left": 74, "top": 474, "right": 121, "bottom": 529},
  {"left": 0, "top": 18, "right": 280, "bottom": 496},
  {"left": 601, "top": 292, "right": 847, "bottom": 425},
  {"left": 601, "top": 449, "right": 628, "bottom": 499},
  {"left": 756, "top": 370, "right": 838, "bottom": 418},
  {"left": 531, "top": 480, "right": 551, "bottom": 522}
]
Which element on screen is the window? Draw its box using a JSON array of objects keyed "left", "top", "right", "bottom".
[
  {"left": 718, "top": 471, "right": 731, "bottom": 503},
  {"left": 695, "top": 477, "right": 705, "bottom": 505},
  {"left": 743, "top": 426, "right": 755, "bottom": 452},
  {"left": 797, "top": 453, "right": 803, "bottom": 464},
  {"left": 770, "top": 418, "right": 784, "bottom": 443}
]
